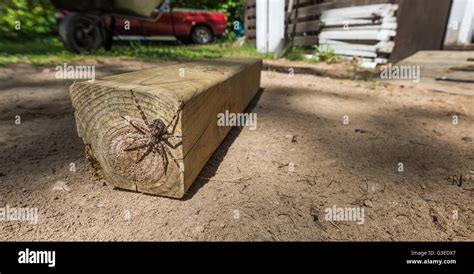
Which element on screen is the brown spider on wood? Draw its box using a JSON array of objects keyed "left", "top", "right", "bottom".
[{"left": 121, "top": 90, "right": 184, "bottom": 175}]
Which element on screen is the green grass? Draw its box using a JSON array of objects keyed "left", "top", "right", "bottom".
[
  {"left": 284, "top": 44, "right": 306, "bottom": 61},
  {"left": 283, "top": 44, "right": 340, "bottom": 63},
  {"left": 314, "top": 44, "right": 337, "bottom": 63},
  {"left": 0, "top": 36, "right": 272, "bottom": 66}
]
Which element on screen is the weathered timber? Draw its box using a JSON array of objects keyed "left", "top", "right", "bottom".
[
  {"left": 319, "top": 3, "right": 398, "bottom": 21},
  {"left": 293, "top": 35, "right": 319, "bottom": 47},
  {"left": 319, "top": 29, "right": 396, "bottom": 41},
  {"left": 70, "top": 58, "right": 262, "bottom": 198}
]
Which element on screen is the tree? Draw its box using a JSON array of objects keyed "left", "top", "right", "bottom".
[{"left": 173, "top": 0, "right": 244, "bottom": 31}]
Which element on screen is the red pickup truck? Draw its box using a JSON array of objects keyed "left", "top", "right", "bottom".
[
  {"left": 56, "top": 4, "right": 227, "bottom": 52},
  {"left": 113, "top": 8, "right": 227, "bottom": 44}
]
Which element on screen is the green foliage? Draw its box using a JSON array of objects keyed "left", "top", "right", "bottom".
[
  {"left": 219, "top": 31, "right": 238, "bottom": 42},
  {"left": 284, "top": 44, "right": 306, "bottom": 61},
  {"left": 313, "top": 44, "right": 337, "bottom": 63},
  {"left": 0, "top": 0, "right": 56, "bottom": 37},
  {"left": 0, "top": 36, "right": 272, "bottom": 66},
  {"left": 173, "top": 0, "right": 244, "bottom": 32}
]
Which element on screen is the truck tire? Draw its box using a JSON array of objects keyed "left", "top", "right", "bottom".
[
  {"left": 191, "top": 25, "right": 213, "bottom": 44},
  {"left": 59, "top": 13, "right": 104, "bottom": 53}
]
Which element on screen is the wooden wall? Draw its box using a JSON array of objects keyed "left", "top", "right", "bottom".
[
  {"left": 244, "top": 0, "right": 256, "bottom": 42},
  {"left": 389, "top": 0, "right": 452, "bottom": 62},
  {"left": 244, "top": 0, "right": 453, "bottom": 62},
  {"left": 286, "top": 0, "right": 335, "bottom": 47},
  {"left": 245, "top": 0, "right": 334, "bottom": 46},
  {"left": 331, "top": 0, "right": 395, "bottom": 7}
]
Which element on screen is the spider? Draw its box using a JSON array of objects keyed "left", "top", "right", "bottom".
[{"left": 121, "top": 90, "right": 184, "bottom": 175}]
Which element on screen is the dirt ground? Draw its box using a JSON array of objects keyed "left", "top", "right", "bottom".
[{"left": 0, "top": 58, "right": 473, "bottom": 241}]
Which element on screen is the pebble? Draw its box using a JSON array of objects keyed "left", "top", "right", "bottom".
[
  {"left": 285, "top": 134, "right": 297, "bottom": 143},
  {"left": 366, "top": 181, "right": 383, "bottom": 194},
  {"left": 193, "top": 226, "right": 204, "bottom": 234},
  {"left": 123, "top": 210, "right": 131, "bottom": 221},
  {"left": 433, "top": 128, "right": 444, "bottom": 136},
  {"left": 363, "top": 200, "right": 373, "bottom": 208},
  {"left": 52, "top": 180, "right": 71, "bottom": 192}
]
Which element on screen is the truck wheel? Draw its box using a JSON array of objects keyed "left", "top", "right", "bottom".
[
  {"left": 59, "top": 13, "right": 104, "bottom": 53},
  {"left": 191, "top": 26, "right": 213, "bottom": 44}
]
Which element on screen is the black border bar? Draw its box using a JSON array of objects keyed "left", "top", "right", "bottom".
[{"left": 0, "top": 242, "right": 472, "bottom": 273}]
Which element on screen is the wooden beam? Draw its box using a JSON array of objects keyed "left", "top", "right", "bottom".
[
  {"left": 246, "top": 19, "right": 256, "bottom": 28},
  {"left": 319, "top": 39, "right": 395, "bottom": 53},
  {"left": 285, "top": 0, "right": 318, "bottom": 7},
  {"left": 288, "top": 20, "right": 322, "bottom": 34},
  {"left": 339, "top": 55, "right": 388, "bottom": 64},
  {"left": 293, "top": 35, "right": 319, "bottom": 46},
  {"left": 320, "top": 17, "right": 396, "bottom": 27},
  {"left": 289, "top": 2, "right": 335, "bottom": 19},
  {"left": 246, "top": 0, "right": 256, "bottom": 7},
  {"left": 333, "top": 48, "right": 378, "bottom": 58},
  {"left": 319, "top": 29, "right": 396, "bottom": 41},
  {"left": 246, "top": 8, "right": 256, "bottom": 18},
  {"left": 320, "top": 3, "right": 398, "bottom": 20},
  {"left": 322, "top": 22, "right": 398, "bottom": 31},
  {"left": 390, "top": 0, "right": 451, "bottom": 63},
  {"left": 246, "top": 29, "right": 256, "bottom": 38},
  {"left": 69, "top": 58, "right": 262, "bottom": 198},
  {"left": 337, "top": 55, "right": 388, "bottom": 68}
]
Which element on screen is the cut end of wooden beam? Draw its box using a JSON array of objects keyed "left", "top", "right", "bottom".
[
  {"left": 71, "top": 80, "right": 185, "bottom": 197},
  {"left": 70, "top": 58, "right": 262, "bottom": 198}
]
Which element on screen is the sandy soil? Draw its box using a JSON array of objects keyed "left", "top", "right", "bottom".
[{"left": 0, "top": 58, "right": 473, "bottom": 241}]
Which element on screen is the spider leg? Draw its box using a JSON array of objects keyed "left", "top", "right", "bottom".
[
  {"left": 162, "top": 134, "right": 182, "bottom": 139},
  {"left": 158, "top": 143, "right": 169, "bottom": 176},
  {"left": 136, "top": 145, "right": 153, "bottom": 163},
  {"left": 163, "top": 145, "right": 181, "bottom": 169},
  {"left": 164, "top": 101, "right": 184, "bottom": 135},
  {"left": 121, "top": 116, "right": 148, "bottom": 135},
  {"left": 125, "top": 140, "right": 151, "bottom": 152},
  {"left": 162, "top": 134, "right": 182, "bottom": 147},
  {"left": 130, "top": 90, "right": 150, "bottom": 127},
  {"left": 162, "top": 138, "right": 182, "bottom": 149}
]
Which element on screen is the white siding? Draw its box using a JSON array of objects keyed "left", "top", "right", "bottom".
[{"left": 444, "top": 0, "right": 474, "bottom": 45}]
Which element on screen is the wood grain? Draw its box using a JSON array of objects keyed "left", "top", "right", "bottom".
[{"left": 70, "top": 58, "right": 262, "bottom": 198}]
